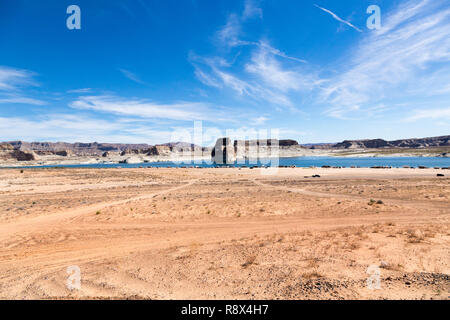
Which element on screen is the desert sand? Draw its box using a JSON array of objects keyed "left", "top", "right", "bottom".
[{"left": 0, "top": 167, "right": 448, "bottom": 300}]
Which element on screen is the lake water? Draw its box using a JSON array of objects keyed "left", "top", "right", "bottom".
[{"left": 10, "top": 156, "right": 450, "bottom": 169}]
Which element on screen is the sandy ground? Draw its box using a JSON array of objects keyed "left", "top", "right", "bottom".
[{"left": 0, "top": 167, "right": 448, "bottom": 300}]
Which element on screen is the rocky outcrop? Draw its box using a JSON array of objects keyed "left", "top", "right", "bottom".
[
  {"left": 233, "top": 139, "right": 298, "bottom": 147},
  {"left": 119, "top": 156, "right": 142, "bottom": 164},
  {"left": 55, "top": 150, "right": 72, "bottom": 157},
  {"left": 146, "top": 145, "right": 172, "bottom": 156},
  {"left": 334, "top": 139, "right": 389, "bottom": 149},
  {"left": 279, "top": 139, "right": 299, "bottom": 147},
  {"left": 0, "top": 143, "right": 38, "bottom": 161},
  {"left": 0, "top": 143, "right": 14, "bottom": 152},
  {"left": 0, "top": 143, "right": 14, "bottom": 160},
  {"left": 212, "top": 138, "right": 300, "bottom": 163},
  {"left": 120, "top": 149, "right": 140, "bottom": 156},
  {"left": 212, "top": 138, "right": 236, "bottom": 164},
  {"left": 11, "top": 150, "right": 38, "bottom": 161}
]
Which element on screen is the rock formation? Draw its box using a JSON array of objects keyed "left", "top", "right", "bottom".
[
  {"left": 211, "top": 138, "right": 236, "bottom": 164},
  {"left": 146, "top": 145, "right": 172, "bottom": 156},
  {"left": 0, "top": 143, "right": 38, "bottom": 161},
  {"left": 55, "top": 150, "right": 72, "bottom": 157},
  {"left": 11, "top": 150, "right": 38, "bottom": 161},
  {"left": 119, "top": 156, "right": 142, "bottom": 164},
  {"left": 334, "top": 139, "right": 389, "bottom": 149}
]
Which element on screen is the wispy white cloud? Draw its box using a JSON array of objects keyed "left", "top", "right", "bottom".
[
  {"left": 0, "top": 95, "right": 45, "bottom": 105},
  {"left": 192, "top": 42, "right": 315, "bottom": 108},
  {"left": 217, "top": 14, "right": 242, "bottom": 47},
  {"left": 405, "top": 107, "right": 450, "bottom": 122},
  {"left": 250, "top": 116, "right": 269, "bottom": 125},
  {"left": 0, "top": 115, "right": 122, "bottom": 142},
  {"left": 320, "top": 0, "right": 450, "bottom": 119},
  {"left": 194, "top": 67, "right": 222, "bottom": 88},
  {"left": 243, "top": 0, "right": 263, "bottom": 20},
  {"left": 193, "top": 56, "right": 297, "bottom": 107},
  {"left": 245, "top": 46, "right": 319, "bottom": 93},
  {"left": 376, "top": 0, "right": 431, "bottom": 35},
  {"left": 314, "top": 4, "right": 362, "bottom": 32},
  {"left": 0, "top": 66, "right": 37, "bottom": 91},
  {"left": 0, "top": 66, "right": 45, "bottom": 105},
  {"left": 0, "top": 114, "right": 179, "bottom": 144},
  {"left": 67, "top": 88, "right": 92, "bottom": 94},
  {"left": 218, "top": 0, "right": 263, "bottom": 47},
  {"left": 192, "top": 4, "right": 312, "bottom": 110},
  {"left": 70, "top": 95, "right": 232, "bottom": 122},
  {"left": 257, "top": 42, "right": 307, "bottom": 64}
]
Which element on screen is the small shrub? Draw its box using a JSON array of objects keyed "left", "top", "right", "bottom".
[{"left": 241, "top": 255, "right": 257, "bottom": 268}]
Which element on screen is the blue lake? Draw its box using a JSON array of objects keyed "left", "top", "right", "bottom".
[{"left": 9, "top": 156, "right": 450, "bottom": 169}]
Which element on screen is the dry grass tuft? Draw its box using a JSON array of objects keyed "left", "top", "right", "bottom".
[{"left": 406, "top": 229, "right": 425, "bottom": 243}]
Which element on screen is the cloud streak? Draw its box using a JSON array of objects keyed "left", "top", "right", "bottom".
[
  {"left": 119, "top": 68, "right": 146, "bottom": 84},
  {"left": 314, "top": 4, "right": 362, "bottom": 32}
]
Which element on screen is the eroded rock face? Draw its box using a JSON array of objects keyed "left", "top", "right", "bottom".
[
  {"left": 119, "top": 156, "right": 142, "bottom": 164},
  {"left": 55, "top": 150, "right": 72, "bottom": 157},
  {"left": 0, "top": 144, "right": 38, "bottom": 161},
  {"left": 11, "top": 150, "right": 37, "bottom": 161},
  {"left": 0, "top": 143, "right": 14, "bottom": 151},
  {"left": 0, "top": 144, "right": 15, "bottom": 160},
  {"left": 120, "top": 149, "right": 140, "bottom": 156},
  {"left": 334, "top": 139, "right": 389, "bottom": 149},
  {"left": 212, "top": 138, "right": 236, "bottom": 164},
  {"left": 146, "top": 145, "right": 172, "bottom": 156}
]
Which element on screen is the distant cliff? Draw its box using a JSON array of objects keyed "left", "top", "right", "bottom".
[
  {"left": 331, "top": 135, "right": 449, "bottom": 149},
  {"left": 0, "top": 140, "right": 214, "bottom": 161},
  {"left": 6, "top": 141, "right": 152, "bottom": 156}
]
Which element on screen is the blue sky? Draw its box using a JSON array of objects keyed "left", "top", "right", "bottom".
[{"left": 0, "top": 0, "right": 449, "bottom": 145}]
